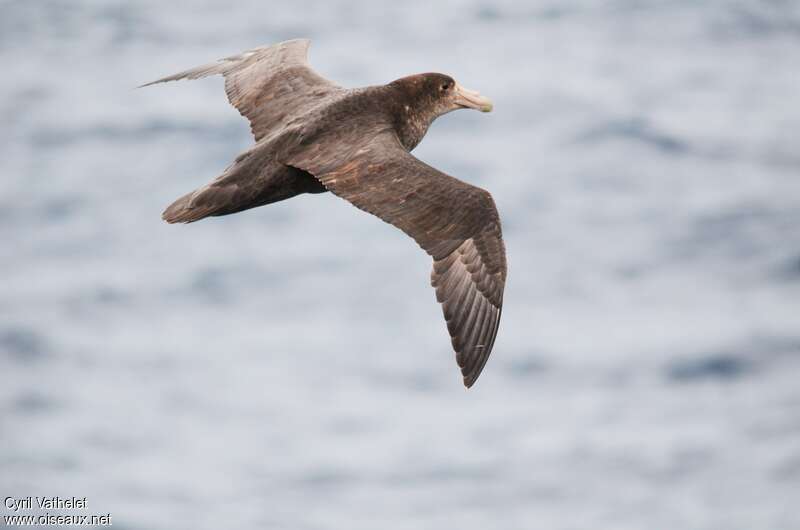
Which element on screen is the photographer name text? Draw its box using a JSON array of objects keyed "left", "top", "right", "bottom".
[{"left": 4, "top": 497, "right": 88, "bottom": 512}]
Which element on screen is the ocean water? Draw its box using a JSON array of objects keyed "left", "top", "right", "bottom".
[{"left": 1, "top": 1, "right": 799, "bottom": 528}]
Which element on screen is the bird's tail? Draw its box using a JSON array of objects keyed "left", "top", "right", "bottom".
[
  {"left": 161, "top": 192, "right": 205, "bottom": 223},
  {"left": 162, "top": 190, "right": 202, "bottom": 223},
  {"left": 161, "top": 186, "right": 223, "bottom": 224},
  {"left": 161, "top": 158, "right": 327, "bottom": 224}
]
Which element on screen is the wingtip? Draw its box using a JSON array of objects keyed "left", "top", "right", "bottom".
[
  {"left": 280, "top": 38, "right": 313, "bottom": 60},
  {"left": 462, "top": 371, "right": 478, "bottom": 389},
  {"left": 138, "top": 77, "right": 174, "bottom": 89},
  {"left": 284, "top": 37, "right": 312, "bottom": 47},
  {"left": 138, "top": 38, "right": 314, "bottom": 90}
]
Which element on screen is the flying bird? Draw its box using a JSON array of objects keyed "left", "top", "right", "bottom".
[{"left": 142, "top": 39, "right": 507, "bottom": 387}]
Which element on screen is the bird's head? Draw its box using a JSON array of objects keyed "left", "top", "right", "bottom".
[
  {"left": 387, "top": 73, "right": 492, "bottom": 150},
  {"left": 389, "top": 73, "right": 493, "bottom": 118}
]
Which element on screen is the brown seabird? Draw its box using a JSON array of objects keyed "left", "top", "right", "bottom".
[{"left": 142, "top": 39, "right": 507, "bottom": 388}]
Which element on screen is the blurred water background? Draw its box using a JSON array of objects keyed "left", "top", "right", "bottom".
[{"left": 2, "top": 1, "right": 799, "bottom": 528}]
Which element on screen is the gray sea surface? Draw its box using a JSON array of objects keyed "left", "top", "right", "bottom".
[{"left": 1, "top": 1, "right": 799, "bottom": 529}]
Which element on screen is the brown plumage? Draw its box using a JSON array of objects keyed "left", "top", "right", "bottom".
[{"left": 142, "top": 39, "right": 506, "bottom": 388}]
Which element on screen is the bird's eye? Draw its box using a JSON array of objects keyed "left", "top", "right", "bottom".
[{"left": 441, "top": 83, "right": 451, "bottom": 91}]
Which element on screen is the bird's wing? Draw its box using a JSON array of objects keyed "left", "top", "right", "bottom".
[
  {"left": 140, "top": 39, "right": 342, "bottom": 142},
  {"left": 287, "top": 130, "right": 506, "bottom": 387}
]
